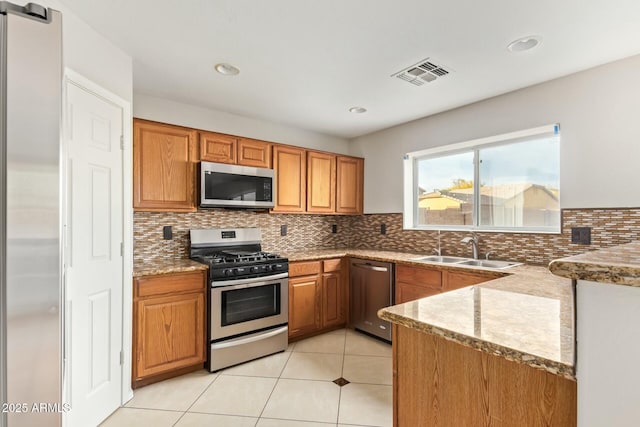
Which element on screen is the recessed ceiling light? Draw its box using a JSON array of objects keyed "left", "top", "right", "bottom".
[
  {"left": 507, "top": 36, "right": 542, "bottom": 53},
  {"left": 349, "top": 107, "right": 367, "bottom": 114},
  {"left": 214, "top": 63, "right": 240, "bottom": 75}
]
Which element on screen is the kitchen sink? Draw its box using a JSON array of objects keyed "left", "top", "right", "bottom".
[
  {"left": 411, "top": 255, "right": 469, "bottom": 263},
  {"left": 410, "top": 255, "right": 521, "bottom": 269},
  {"left": 457, "top": 259, "right": 522, "bottom": 269}
]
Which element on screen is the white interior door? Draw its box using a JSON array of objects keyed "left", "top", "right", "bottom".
[{"left": 65, "top": 81, "right": 123, "bottom": 427}]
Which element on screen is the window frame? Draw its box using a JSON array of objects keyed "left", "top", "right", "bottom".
[{"left": 403, "top": 124, "right": 561, "bottom": 233}]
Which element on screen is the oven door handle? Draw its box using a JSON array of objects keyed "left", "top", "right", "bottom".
[
  {"left": 211, "top": 325, "right": 289, "bottom": 350},
  {"left": 212, "top": 272, "right": 289, "bottom": 288}
]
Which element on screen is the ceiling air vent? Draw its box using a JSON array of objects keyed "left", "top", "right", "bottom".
[{"left": 391, "top": 58, "right": 453, "bottom": 86}]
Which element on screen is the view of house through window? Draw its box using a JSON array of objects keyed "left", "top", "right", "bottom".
[{"left": 405, "top": 125, "right": 560, "bottom": 232}]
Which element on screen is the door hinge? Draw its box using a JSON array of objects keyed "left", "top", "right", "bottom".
[
  {"left": 120, "top": 242, "right": 124, "bottom": 256},
  {"left": 120, "top": 350, "right": 124, "bottom": 366},
  {"left": 120, "top": 135, "right": 124, "bottom": 150}
]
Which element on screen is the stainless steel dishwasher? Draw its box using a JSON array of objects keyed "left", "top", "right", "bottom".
[{"left": 349, "top": 258, "right": 395, "bottom": 342}]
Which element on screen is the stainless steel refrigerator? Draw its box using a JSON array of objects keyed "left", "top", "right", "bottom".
[{"left": 0, "top": 2, "right": 62, "bottom": 426}]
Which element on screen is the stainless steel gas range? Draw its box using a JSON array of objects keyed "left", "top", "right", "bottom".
[{"left": 190, "top": 228, "right": 288, "bottom": 372}]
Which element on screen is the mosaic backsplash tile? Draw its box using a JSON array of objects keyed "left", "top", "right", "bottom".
[
  {"left": 134, "top": 208, "right": 640, "bottom": 266},
  {"left": 133, "top": 209, "right": 349, "bottom": 262},
  {"left": 340, "top": 208, "right": 640, "bottom": 265}
]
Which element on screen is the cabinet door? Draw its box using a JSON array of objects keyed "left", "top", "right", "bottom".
[
  {"left": 135, "top": 292, "right": 205, "bottom": 379},
  {"left": 272, "top": 145, "right": 306, "bottom": 212},
  {"left": 288, "top": 275, "right": 321, "bottom": 337},
  {"left": 133, "top": 119, "right": 198, "bottom": 212},
  {"left": 322, "top": 271, "right": 345, "bottom": 328},
  {"left": 443, "top": 270, "right": 495, "bottom": 292},
  {"left": 200, "top": 131, "right": 237, "bottom": 164},
  {"left": 336, "top": 156, "right": 364, "bottom": 214},
  {"left": 238, "top": 138, "right": 272, "bottom": 168},
  {"left": 396, "top": 281, "right": 441, "bottom": 304},
  {"left": 307, "top": 151, "right": 336, "bottom": 213}
]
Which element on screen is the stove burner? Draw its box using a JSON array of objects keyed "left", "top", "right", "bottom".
[{"left": 189, "top": 228, "right": 288, "bottom": 285}]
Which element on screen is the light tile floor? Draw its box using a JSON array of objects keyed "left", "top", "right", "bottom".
[{"left": 101, "top": 329, "right": 392, "bottom": 427}]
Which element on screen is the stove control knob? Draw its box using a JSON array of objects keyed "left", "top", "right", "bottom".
[
  {"left": 223, "top": 269, "right": 233, "bottom": 277},
  {"left": 271, "top": 263, "right": 283, "bottom": 271},
  {"left": 234, "top": 267, "right": 246, "bottom": 275},
  {"left": 250, "top": 266, "right": 259, "bottom": 273}
]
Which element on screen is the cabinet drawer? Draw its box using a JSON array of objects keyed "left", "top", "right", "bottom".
[
  {"left": 135, "top": 271, "right": 205, "bottom": 298},
  {"left": 396, "top": 265, "right": 442, "bottom": 290},
  {"left": 289, "top": 261, "right": 322, "bottom": 277},
  {"left": 443, "top": 270, "right": 495, "bottom": 291},
  {"left": 323, "top": 258, "right": 342, "bottom": 272}
]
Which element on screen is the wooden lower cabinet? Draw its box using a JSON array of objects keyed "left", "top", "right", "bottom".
[
  {"left": 322, "top": 270, "right": 344, "bottom": 328},
  {"left": 289, "top": 258, "right": 346, "bottom": 340},
  {"left": 288, "top": 274, "right": 322, "bottom": 337},
  {"left": 133, "top": 270, "right": 206, "bottom": 388},
  {"left": 395, "top": 264, "right": 501, "bottom": 304},
  {"left": 393, "top": 325, "right": 577, "bottom": 427}
]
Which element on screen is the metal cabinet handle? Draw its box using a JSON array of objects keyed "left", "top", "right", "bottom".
[{"left": 352, "top": 263, "right": 388, "bottom": 272}]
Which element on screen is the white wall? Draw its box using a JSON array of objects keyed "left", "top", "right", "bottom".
[
  {"left": 350, "top": 54, "right": 640, "bottom": 213},
  {"left": 134, "top": 93, "right": 350, "bottom": 154},
  {"left": 15, "top": 0, "right": 133, "bottom": 102}
]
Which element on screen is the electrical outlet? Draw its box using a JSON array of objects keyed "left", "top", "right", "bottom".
[
  {"left": 280, "top": 224, "right": 287, "bottom": 236},
  {"left": 163, "top": 225, "right": 173, "bottom": 240},
  {"left": 331, "top": 224, "right": 337, "bottom": 234},
  {"left": 571, "top": 227, "right": 591, "bottom": 245},
  {"left": 380, "top": 224, "right": 386, "bottom": 235}
]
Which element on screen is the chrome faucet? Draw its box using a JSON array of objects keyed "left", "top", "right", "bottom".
[
  {"left": 433, "top": 230, "right": 442, "bottom": 256},
  {"left": 461, "top": 235, "right": 479, "bottom": 259}
]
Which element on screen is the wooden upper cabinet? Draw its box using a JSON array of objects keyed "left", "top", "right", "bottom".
[
  {"left": 336, "top": 156, "right": 364, "bottom": 214},
  {"left": 133, "top": 119, "right": 198, "bottom": 212},
  {"left": 307, "top": 151, "right": 336, "bottom": 213},
  {"left": 200, "top": 131, "right": 237, "bottom": 164},
  {"left": 238, "top": 138, "right": 271, "bottom": 168},
  {"left": 272, "top": 145, "right": 306, "bottom": 212}
]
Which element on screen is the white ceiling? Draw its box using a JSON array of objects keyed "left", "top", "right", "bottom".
[{"left": 60, "top": 0, "right": 640, "bottom": 139}]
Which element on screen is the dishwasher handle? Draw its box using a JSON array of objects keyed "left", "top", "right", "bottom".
[{"left": 352, "top": 262, "right": 389, "bottom": 272}]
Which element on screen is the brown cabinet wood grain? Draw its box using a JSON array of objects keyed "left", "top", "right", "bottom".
[
  {"left": 443, "top": 269, "right": 497, "bottom": 291},
  {"left": 336, "top": 156, "right": 364, "bottom": 214},
  {"left": 132, "top": 270, "right": 206, "bottom": 388},
  {"left": 288, "top": 275, "right": 322, "bottom": 338},
  {"left": 307, "top": 151, "right": 336, "bottom": 213},
  {"left": 395, "top": 264, "right": 443, "bottom": 304},
  {"left": 395, "top": 264, "right": 500, "bottom": 304},
  {"left": 133, "top": 119, "right": 198, "bottom": 212},
  {"left": 393, "top": 325, "right": 576, "bottom": 427},
  {"left": 237, "top": 138, "right": 271, "bottom": 168},
  {"left": 199, "top": 131, "right": 237, "bottom": 164},
  {"left": 272, "top": 145, "right": 307, "bottom": 212},
  {"left": 289, "top": 258, "right": 346, "bottom": 339},
  {"left": 322, "top": 269, "right": 344, "bottom": 328}
]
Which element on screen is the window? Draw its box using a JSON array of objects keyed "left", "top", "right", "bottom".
[{"left": 403, "top": 124, "right": 560, "bottom": 232}]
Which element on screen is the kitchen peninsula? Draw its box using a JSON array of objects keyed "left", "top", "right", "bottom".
[
  {"left": 378, "top": 260, "right": 576, "bottom": 426},
  {"left": 550, "top": 242, "right": 640, "bottom": 427}
]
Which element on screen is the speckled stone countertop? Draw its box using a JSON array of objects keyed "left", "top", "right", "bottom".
[
  {"left": 133, "top": 259, "right": 208, "bottom": 277},
  {"left": 549, "top": 241, "right": 640, "bottom": 287},
  {"left": 286, "top": 248, "right": 575, "bottom": 380}
]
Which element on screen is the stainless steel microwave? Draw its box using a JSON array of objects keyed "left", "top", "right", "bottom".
[{"left": 200, "top": 161, "right": 274, "bottom": 208}]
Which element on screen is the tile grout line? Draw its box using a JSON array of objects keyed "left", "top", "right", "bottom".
[{"left": 255, "top": 348, "right": 294, "bottom": 423}]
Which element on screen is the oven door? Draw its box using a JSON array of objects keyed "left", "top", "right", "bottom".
[{"left": 211, "top": 275, "right": 288, "bottom": 341}]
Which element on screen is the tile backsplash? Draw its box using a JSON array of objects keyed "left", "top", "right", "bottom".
[
  {"left": 134, "top": 208, "right": 640, "bottom": 266},
  {"left": 134, "top": 210, "right": 349, "bottom": 262}
]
